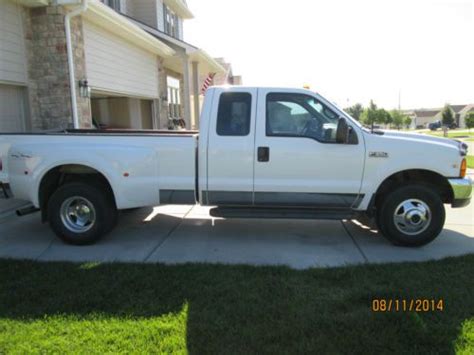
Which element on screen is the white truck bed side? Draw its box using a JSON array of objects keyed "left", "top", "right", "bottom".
[{"left": 0, "top": 133, "right": 197, "bottom": 209}]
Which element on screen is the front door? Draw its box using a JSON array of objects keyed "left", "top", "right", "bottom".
[{"left": 253, "top": 89, "right": 365, "bottom": 208}]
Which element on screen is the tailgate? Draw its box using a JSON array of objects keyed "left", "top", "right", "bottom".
[{"left": 0, "top": 136, "right": 13, "bottom": 184}]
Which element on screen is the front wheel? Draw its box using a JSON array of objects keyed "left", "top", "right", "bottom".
[
  {"left": 48, "top": 182, "right": 118, "bottom": 245},
  {"left": 377, "top": 184, "right": 445, "bottom": 247}
]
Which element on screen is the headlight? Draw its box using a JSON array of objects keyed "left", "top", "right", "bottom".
[{"left": 457, "top": 140, "right": 468, "bottom": 156}]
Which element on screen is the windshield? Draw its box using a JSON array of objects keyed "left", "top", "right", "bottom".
[{"left": 329, "top": 100, "right": 364, "bottom": 129}]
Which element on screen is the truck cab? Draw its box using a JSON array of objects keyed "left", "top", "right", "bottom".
[{"left": 199, "top": 87, "right": 365, "bottom": 209}]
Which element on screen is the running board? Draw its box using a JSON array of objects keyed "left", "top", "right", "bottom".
[{"left": 209, "top": 207, "right": 355, "bottom": 220}]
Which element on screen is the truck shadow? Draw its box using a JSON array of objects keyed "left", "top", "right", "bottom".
[
  {"left": 115, "top": 207, "right": 474, "bottom": 266},
  {"left": 0, "top": 206, "right": 473, "bottom": 269},
  {"left": 1, "top": 257, "right": 474, "bottom": 353}
]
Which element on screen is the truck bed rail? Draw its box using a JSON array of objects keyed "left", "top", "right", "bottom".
[{"left": 0, "top": 129, "right": 199, "bottom": 137}]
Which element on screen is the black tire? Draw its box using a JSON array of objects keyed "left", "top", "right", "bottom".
[
  {"left": 376, "top": 184, "right": 445, "bottom": 247},
  {"left": 47, "top": 182, "right": 118, "bottom": 245}
]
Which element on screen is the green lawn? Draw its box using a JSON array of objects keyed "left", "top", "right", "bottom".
[
  {"left": 1, "top": 258, "right": 474, "bottom": 353},
  {"left": 423, "top": 130, "right": 474, "bottom": 140},
  {"left": 467, "top": 156, "right": 474, "bottom": 169}
]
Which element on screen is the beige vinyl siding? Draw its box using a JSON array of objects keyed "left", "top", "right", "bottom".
[
  {"left": 127, "top": 0, "right": 157, "bottom": 28},
  {"left": 83, "top": 21, "right": 159, "bottom": 98},
  {"left": 0, "top": 0, "right": 27, "bottom": 84},
  {"left": 121, "top": 2, "right": 133, "bottom": 18}
]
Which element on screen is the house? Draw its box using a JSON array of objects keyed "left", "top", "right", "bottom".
[
  {"left": 411, "top": 110, "right": 441, "bottom": 128},
  {"left": 406, "top": 104, "right": 474, "bottom": 129},
  {"left": 0, "top": 0, "right": 227, "bottom": 132},
  {"left": 452, "top": 104, "right": 474, "bottom": 128}
]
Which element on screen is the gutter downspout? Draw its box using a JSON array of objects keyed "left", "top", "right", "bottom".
[{"left": 64, "top": 0, "right": 88, "bottom": 129}]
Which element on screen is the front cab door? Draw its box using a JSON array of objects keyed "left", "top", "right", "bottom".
[{"left": 253, "top": 89, "right": 365, "bottom": 208}]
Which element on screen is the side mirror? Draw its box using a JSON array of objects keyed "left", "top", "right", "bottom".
[
  {"left": 336, "top": 118, "right": 358, "bottom": 144},
  {"left": 336, "top": 117, "right": 348, "bottom": 144}
]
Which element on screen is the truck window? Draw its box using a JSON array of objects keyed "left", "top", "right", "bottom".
[
  {"left": 266, "top": 93, "right": 340, "bottom": 143},
  {"left": 216, "top": 92, "right": 252, "bottom": 136}
]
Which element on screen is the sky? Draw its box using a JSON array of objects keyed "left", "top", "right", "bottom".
[{"left": 184, "top": 0, "right": 473, "bottom": 110}]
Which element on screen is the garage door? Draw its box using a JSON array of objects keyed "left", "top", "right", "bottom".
[
  {"left": 0, "top": 0, "right": 27, "bottom": 84},
  {"left": 0, "top": 84, "right": 25, "bottom": 132},
  {"left": 83, "top": 21, "right": 159, "bottom": 99}
]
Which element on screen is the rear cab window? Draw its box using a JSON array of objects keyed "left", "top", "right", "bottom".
[{"left": 216, "top": 92, "right": 252, "bottom": 136}]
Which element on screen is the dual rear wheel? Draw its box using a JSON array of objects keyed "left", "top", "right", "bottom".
[{"left": 48, "top": 182, "right": 118, "bottom": 245}]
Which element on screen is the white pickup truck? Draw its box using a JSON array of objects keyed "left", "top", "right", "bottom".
[{"left": 0, "top": 87, "right": 471, "bottom": 246}]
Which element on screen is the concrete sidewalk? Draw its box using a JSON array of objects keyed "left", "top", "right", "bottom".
[
  {"left": 0, "top": 199, "right": 30, "bottom": 222},
  {"left": 0, "top": 202, "right": 473, "bottom": 269}
]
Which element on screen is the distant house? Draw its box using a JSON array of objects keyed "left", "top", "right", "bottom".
[
  {"left": 406, "top": 104, "right": 474, "bottom": 129},
  {"left": 212, "top": 58, "right": 243, "bottom": 86},
  {"left": 413, "top": 110, "right": 442, "bottom": 128},
  {"left": 0, "top": 0, "right": 227, "bottom": 132},
  {"left": 453, "top": 104, "right": 474, "bottom": 128}
]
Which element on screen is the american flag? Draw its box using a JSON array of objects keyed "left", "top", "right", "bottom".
[{"left": 201, "top": 72, "right": 216, "bottom": 95}]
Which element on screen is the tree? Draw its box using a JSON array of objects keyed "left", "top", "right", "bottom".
[
  {"left": 404, "top": 117, "right": 412, "bottom": 129},
  {"left": 465, "top": 112, "right": 474, "bottom": 131},
  {"left": 360, "top": 100, "right": 378, "bottom": 126},
  {"left": 390, "top": 110, "right": 406, "bottom": 130},
  {"left": 378, "top": 108, "right": 392, "bottom": 127},
  {"left": 344, "top": 103, "right": 364, "bottom": 121},
  {"left": 441, "top": 104, "right": 454, "bottom": 127}
]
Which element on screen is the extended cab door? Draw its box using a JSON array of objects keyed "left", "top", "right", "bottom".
[
  {"left": 253, "top": 89, "right": 365, "bottom": 208},
  {"left": 204, "top": 88, "right": 257, "bottom": 205}
]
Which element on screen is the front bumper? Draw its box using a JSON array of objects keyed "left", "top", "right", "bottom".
[
  {"left": 448, "top": 177, "right": 472, "bottom": 208},
  {"left": 0, "top": 182, "right": 13, "bottom": 199}
]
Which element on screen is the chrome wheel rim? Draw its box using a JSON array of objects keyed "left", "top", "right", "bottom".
[
  {"left": 60, "top": 196, "right": 96, "bottom": 233},
  {"left": 393, "top": 199, "right": 431, "bottom": 236}
]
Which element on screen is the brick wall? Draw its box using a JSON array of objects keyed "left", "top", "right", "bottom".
[
  {"left": 24, "top": 6, "right": 91, "bottom": 130},
  {"left": 157, "top": 57, "right": 170, "bottom": 129}
]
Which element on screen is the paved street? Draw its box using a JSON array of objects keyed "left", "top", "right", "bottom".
[{"left": 0, "top": 200, "right": 473, "bottom": 269}]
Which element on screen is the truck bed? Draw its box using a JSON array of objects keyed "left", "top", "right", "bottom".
[{"left": 0, "top": 130, "right": 199, "bottom": 209}]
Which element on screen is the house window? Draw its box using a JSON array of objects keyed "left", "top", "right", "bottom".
[
  {"left": 164, "top": 5, "right": 179, "bottom": 38},
  {"left": 167, "top": 76, "right": 181, "bottom": 119},
  {"left": 103, "top": 0, "right": 121, "bottom": 12}
]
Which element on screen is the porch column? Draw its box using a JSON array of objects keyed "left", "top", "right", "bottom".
[
  {"left": 181, "top": 54, "right": 192, "bottom": 129},
  {"left": 192, "top": 61, "right": 200, "bottom": 129}
]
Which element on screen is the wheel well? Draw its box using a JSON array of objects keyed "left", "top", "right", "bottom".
[
  {"left": 39, "top": 164, "right": 115, "bottom": 221},
  {"left": 373, "top": 169, "right": 453, "bottom": 210}
]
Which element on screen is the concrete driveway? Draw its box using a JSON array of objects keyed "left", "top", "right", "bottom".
[{"left": 0, "top": 201, "right": 473, "bottom": 269}]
